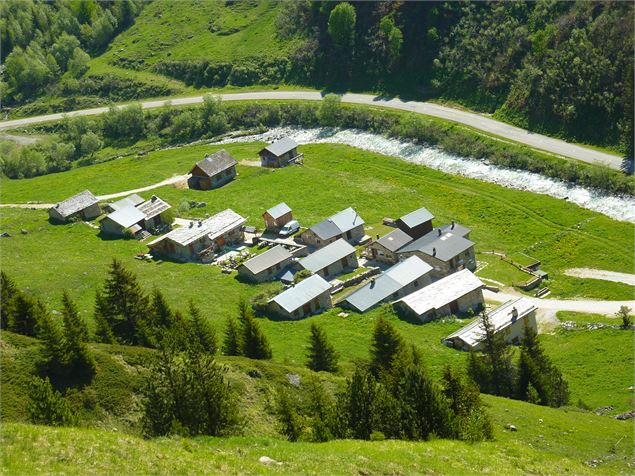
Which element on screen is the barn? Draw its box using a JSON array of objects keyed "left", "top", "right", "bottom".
[
  {"left": 301, "top": 207, "right": 365, "bottom": 248},
  {"left": 299, "top": 238, "right": 358, "bottom": 279},
  {"left": 443, "top": 297, "right": 538, "bottom": 351},
  {"left": 48, "top": 190, "right": 101, "bottom": 223},
  {"left": 393, "top": 269, "right": 484, "bottom": 322},
  {"left": 340, "top": 256, "right": 433, "bottom": 313},
  {"left": 268, "top": 274, "right": 333, "bottom": 319},
  {"left": 259, "top": 137, "right": 300, "bottom": 168},
  {"left": 188, "top": 150, "right": 237, "bottom": 190},
  {"left": 262, "top": 202, "right": 293, "bottom": 231},
  {"left": 237, "top": 245, "right": 294, "bottom": 283},
  {"left": 148, "top": 209, "right": 245, "bottom": 261}
]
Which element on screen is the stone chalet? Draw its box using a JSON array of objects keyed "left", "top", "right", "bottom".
[
  {"left": 148, "top": 209, "right": 245, "bottom": 261},
  {"left": 188, "top": 150, "right": 237, "bottom": 190},
  {"left": 301, "top": 207, "right": 365, "bottom": 248},
  {"left": 48, "top": 190, "right": 101, "bottom": 223},
  {"left": 393, "top": 269, "right": 484, "bottom": 322},
  {"left": 268, "top": 274, "right": 333, "bottom": 319},
  {"left": 237, "top": 245, "right": 294, "bottom": 283},
  {"left": 299, "top": 238, "right": 358, "bottom": 280},
  {"left": 368, "top": 228, "right": 413, "bottom": 264},
  {"left": 443, "top": 297, "right": 538, "bottom": 351}
]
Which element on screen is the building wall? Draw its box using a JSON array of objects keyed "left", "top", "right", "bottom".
[
  {"left": 397, "top": 220, "right": 433, "bottom": 239},
  {"left": 259, "top": 148, "right": 298, "bottom": 168},
  {"left": 369, "top": 242, "right": 399, "bottom": 264},
  {"left": 263, "top": 211, "right": 293, "bottom": 230},
  {"left": 301, "top": 224, "right": 365, "bottom": 248},
  {"left": 188, "top": 165, "right": 236, "bottom": 190},
  {"left": 100, "top": 217, "right": 128, "bottom": 237},
  {"left": 309, "top": 251, "right": 359, "bottom": 279},
  {"left": 268, "top": 289, "right": 333, "bottom": 319}
]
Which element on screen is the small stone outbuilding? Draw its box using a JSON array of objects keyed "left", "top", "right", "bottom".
[
  {"left": 368, "top": 228, "right": 413, "bottom": 264},
  {"left": 48, "top": 190, "right": 101, "bottom": 223}
]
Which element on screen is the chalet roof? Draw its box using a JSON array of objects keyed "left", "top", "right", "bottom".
[
  {"left": 398, "top": 228, "right": 474, "bottom": 262},
  {"left": 52, "top": 190, "right": 98, "bottom": 218},
  {"left": 398, "top": 207, "right": 434, "bottom": 229},
  {"left": 445, "top": 297, "right": 537, "bottom": 348},
  {"left": 265, "top": 202, "right": 292, "bottom": 219},
  {"left": 137, "top": 195, "right": 171, "bottom": 220},
  {"left": 269, "top": 274, "right": 331, "bottom": 313},
  {"left": 342, "top": 256, "right": 432, "bottom": 312},
  {"left": 148, "top": 209, "right": 245, "bottom": 247},
  {"left": 191, "top": 150, "right": 237, "bottom": 177},
  {"left": 299, "top": 239, "right": 356, "bottom": 273},
  {"left": 310, "top": 207, "right": 365, "bottom": 240},
  {"left": 375, "top": 229, "right": 413, "bottom": 253},
  {"left": 394, "top": 269, "right": 483, "bottom": 316},
  {"left": 108, "top": 194, "right": 144, "bottom": 212},
  {"left": 260, "top": 137, "right": 298, "bottom": 157},
  {"left": 105, "top": 205, "right": 146, "bottom": 229},
  {"left": 240, "top": 246, "right": 293, "bottom": 275},
  {"left": 439, "top": 222, "right": 471, "bottom": 238}
]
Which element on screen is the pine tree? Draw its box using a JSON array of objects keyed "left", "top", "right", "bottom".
[
  {"left": 369, "top": 316, "right": 404, "bottom": 378},
  {"left": 27, "top": 377, "right": 75, "bottom": 426},
  {"left": 306, "top": 323, "right": 339, "bottom": 373},
  {"left": 35, "top": 308, "right": 68, "bottom": 379},
  {"left": 341, "top": 368, "right": 377, "bottom": 440},
  {"left": 223, "top": 318, "right": 243, "bottom": 356},
  {"left": 473, "top": 311, "right": 516, "bottom": 397},
  {"left": 97, "top": 259, "right": 150, "bottom": 345},
  {"left": 94, "top": 291, "right": 115, "bottom": 344},
  {"left": 61, "top": 291, "right": 96, "bottom": 382},
  {"left": 188, "top": 301, "right": 217, "bottom": 354},
  {"left": 307, "top": 378, "right": 336, "bottom": 442},
  {"left": 61, "top": 291, "right": 89, "bottom": 342},
  {"left": 276, "top": 389, "right": 303, "bottom": 441},
  {"left": 240, "top": 303, "right": 272, "bottom": 360},
  {"left": 9, "top": 293, "right": 45, "bottom": 337},
  {"left": 1, "top": 272, "right": 18, "bottom": 330},
  {"left": 150, "top": 288, "right": 174, "bottom": 329}
]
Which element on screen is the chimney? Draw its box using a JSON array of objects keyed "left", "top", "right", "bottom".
[
  {"left": 189, "top": 222, "right": 194, "bottom": 228},
  {"left": 511, "top": 307, "right": 518, "bottom": 320},
  {"left": 376, "top": 234, "right": 380, "bottom": 240},
  {"left": 451, "top": 221, "right": 455, "bottom": 230},
  {"left": 370, "top": 278, "right": 376, "bottom": 288},
  {"left": 198, "top": 221, "right": 202, "bottom": 227},
  {"left": 432, "top": 247, "right": 436, "bottom": 257},
  {"left": 151, "top": 196, "right": 157, "bottom": 202},
  {"left": 437, "top": 228, "right": 441, "bottom": 236}
]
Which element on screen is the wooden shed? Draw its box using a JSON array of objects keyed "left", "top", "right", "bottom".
[
  {"left": 396, "top": 207, "right": 434, "bottom": 239},
  {"left": 259, "top": 137, "right": 300, "bottom": 168},
  {"left": 263, "top": 202, "right": 293, "bottom": 231},
  {"left": 188, "top": 150, "right": 237, "bottom": 190}
]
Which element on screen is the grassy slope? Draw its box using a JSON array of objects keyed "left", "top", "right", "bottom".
[{"left": 1, "top": 331, "right": 633, "bottom": 475}]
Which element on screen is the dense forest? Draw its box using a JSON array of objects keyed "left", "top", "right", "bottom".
[{"left": 1, "top": 1, "right": 633, "bottom": 155}]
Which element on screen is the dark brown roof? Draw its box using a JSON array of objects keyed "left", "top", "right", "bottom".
[{"left": 191, "top": 150, "right": 237, "bottom": 177}]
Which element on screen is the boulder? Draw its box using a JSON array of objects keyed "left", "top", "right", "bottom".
[{"left": 504, "top": 423, "right": 517, "bottom": 431}]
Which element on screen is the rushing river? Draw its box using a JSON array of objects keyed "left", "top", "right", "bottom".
[{"left": 215, "top": 127, "right": 635, "bottom": 224}]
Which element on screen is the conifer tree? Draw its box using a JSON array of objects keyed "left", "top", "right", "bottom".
[
  {"left": 240, "top": 303, "right": 272, "bottom": 360},
  {"left": 1, "top": 271, "right": 18, "bottom": 330},
  {"left": 306, "top": 323, "right": 339, "bottom": 373},
  {"left": 61, "top": 290, "right": 89, "bottom": 342},
  {"left": 188, "top": 301, "right": 217, "bottom": 354},
  {"left": 341, "top": 368, "right": 377, "bottom": 439},
  {"left": 9, "top": 293, "right": 45, "bottom": 337},
  {"left": 96, "top": 259, "right": 150, "bottom": 345},
  {"left": 307, "top": 378, "right": 336, "bottom": 442},
  {"left": 369, "top": 316, "right": 404, "bottom": 378},
  {"left": 36, "top": 309, "right": 67, "bottom": 378},
  {"left": 222, "top": 317, "right": 242, "bottom": 356},
  {"left": 27, "top": 377, "right": 75, "bottom": 426},
  {"left": 94, "top": 291, "right": 115, "bottom": 344},
  {"left": 276, "top": 389, "right": 303, "bottom": 442},
  {"left": 149, "top": 288, "right": 174, "bottom": 330},
  {"left": 60, "top": 291, "right": 96, "bottom": 382}
]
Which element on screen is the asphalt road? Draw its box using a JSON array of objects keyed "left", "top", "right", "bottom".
[{"left": 0, "top": 91, "right": 624, "bottom": 169}]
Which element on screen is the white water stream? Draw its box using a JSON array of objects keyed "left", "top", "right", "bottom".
[{"left": 215, "top": 127, "right": 635, "bottom": 224}]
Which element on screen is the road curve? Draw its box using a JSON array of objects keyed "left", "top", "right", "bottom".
[{"left": 0, "top": 91, "right": 623, "bottom": 170}]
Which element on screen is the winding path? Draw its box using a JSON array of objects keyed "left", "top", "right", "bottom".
[
  {"left": 0, "top": 91, "right": 624, "bottom": 169},
  {"left": 564, "top": 268, "right": 635, "bottom": 286}
]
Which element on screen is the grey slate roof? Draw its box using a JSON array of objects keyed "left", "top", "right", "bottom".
[
  {"left": 241, "top": 245, "right": 293, "bottom": 275},
  {"left": 52, "top": 190, "right": 98, "bottom": 218},
  {"left": 299, "top": 238, "right": 356, "bottom": 273},
  {"left": 375, "top": 229, "right": 413, "bottom": 253},
  {"left": 106, "top": 205, "right": 146, "bottom": 228},
  {"left": 439, "top": 222, "right": 471, "bottom": 238},
  {"left": 265, "top": 202, "right": 292, "bottom": 219},
  {"left": 399, "top": 207, "right": 434, "bottom": 229},
  {"left": 342, "top": 256, "right": 432, "bottom": 312},
  {"left": 148, "top": 209, "right": 245, "bottom": 247},
  {"left": 108, "top": 194, "right": 144, "bottom": 212},
  {"left": 270, "top": 274, "right": 331, "bottom": 313},
  {"left": 395, "top": 269, "right": 483, "bottom": 316},
  {"left": 445, "top": 297, "right": 536, "bottom": 348},
  {"left": 191, "top": 150, "right": 237, "bottom": 177},
  {"left": 137, "top": 195, "right": 171, "bottom": 220},
  {"left": 398, "top": 228, "right": 474, "bottom": 262},
  {"left": 310, "top": 207, "right": 365, "bottom": 240},
  {"left": 260, "top": 137, "right": 298, "bottom": 157}
]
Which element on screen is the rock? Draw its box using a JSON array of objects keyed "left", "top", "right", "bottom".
[
  {"left": 0, "top": 232, "right": 10, "bottom": 238},
  {"left": 504, "top": 423, "right": 517, "bottom": 431},
  {"left": 197, "top": 202, "right": 207, "bottom": 208},
  {"left": 247, "top": 370, "right": 263, "bottom": 378},
  {"left": 595, "top": 405, "right": 614, "bottom": 416},
  {"left": 538, "top": 418, "right": 543, "bottom": 423},
  {"left": 259, "top": 456, "right": 281, "bottom": 465},
  {"left": 338, "top": 312, "right": 349, "bottom": 318},
  {"left": 286, "top": 373, "right": 300, "bottom": 387},
  {"left": 20, "top": 229, "right": 28, "bottom": 234},
  {"left": 614, "top": 410, "right": 635, "bottom": 420}
]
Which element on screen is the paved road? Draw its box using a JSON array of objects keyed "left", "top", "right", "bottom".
[
  {"left": 484, "top": 289, "right": 634, "bottom": 315},
  {"left": 564, "top": 268, "right": 635, "bottom": 286},
  {"left": 0, "top": 91, "right": 623, "bottom": 169}
]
